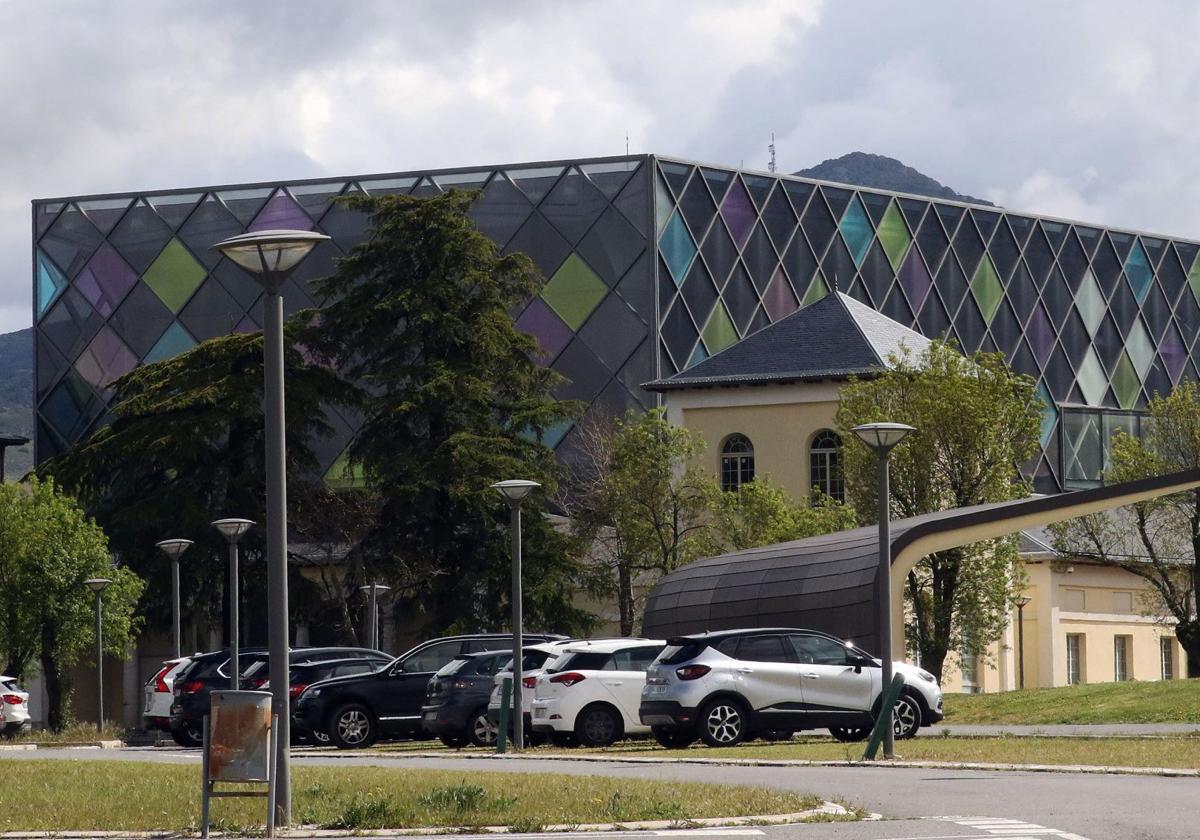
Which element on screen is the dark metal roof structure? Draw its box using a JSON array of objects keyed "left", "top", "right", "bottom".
[{"left": 642, "top": 469, "right": 1200, "bottom": 656}]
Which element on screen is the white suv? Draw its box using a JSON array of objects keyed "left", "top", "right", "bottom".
[
  {"left": 1, "top": 675, "right": 31, "bottom": 735},
  {"left": 486, "top": 640, "right": 597, "bottom": 737},
  {"left": 639, "top": 629, "right": 942, "bottom": 748},
  {"left": 531, "top": 639, "right": 665, "bottom": 747},
  {"left": 142, "top": 657, "right": 191, "bottom": 732}
]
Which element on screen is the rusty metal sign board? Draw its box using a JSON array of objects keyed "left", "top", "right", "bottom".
[{"left": 208, "top": 690, "right": 272, "bottom": 782}]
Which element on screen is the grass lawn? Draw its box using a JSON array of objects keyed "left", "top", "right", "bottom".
[
  {"left": 0, "top": 761, "right": 829, "bottom": 832},
  {"left": 941, "top": 679, "right": 1200, "bottom": 724}
]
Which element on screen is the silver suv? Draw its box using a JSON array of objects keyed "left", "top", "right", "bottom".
[{"left": 639, "top": 628, "right": 942, "bottom": 747}]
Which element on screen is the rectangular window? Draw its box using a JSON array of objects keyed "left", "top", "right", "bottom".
[
  {"left": 1062, "top": 588, "right": 1086, "bottom": 611},
  {"left": 1066, "top": 634, "right": 1083, "bottom": 685},
  {"left": 960, "top": 653, "right": 979, "bottom": 693},
  {"left": 1112, "top": 591, "right": 1133, "bottom": 613},
  {"left": 1114, "top": 635, "right": 1131, "bottom": 681},
  {"left": 1161, "top": 637, "right": 1175, "bottom": 681},
  {"left": 1061, "top": 407, "right": 1147, "bottom": 490}
]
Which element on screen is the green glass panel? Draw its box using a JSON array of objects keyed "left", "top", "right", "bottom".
[
  {"left": 702, "top": 302, "right": 738, "bottom": 354},
  {"left": 1075, "top": 269, "right": 1105, "bottom": 337},
  {"left": 802, "top": 271, "right": 829, "bottom": 306},
  {"left": 324, "top": 447, "right": 366, "bottom": 490},
  {"left": 838, "top": 195, "right": 873, "bottom": 266},
  {"left": 1125, "top": 239, "right": 1153, "bottom": 303},
  {"left": 1111, "top": 352, "right": 1140, "bottom": 409},
  {"left": 655, "top": 175, "right": 673, "bottom": 234},
  {"left": 876, "top": 201, "right": 912, "bottom": 270},
  {"left": 36, "top": 251, "right": 66, "bottom": 317},
  {"left": 687, "top": 341, "right": 708, "bottom": 368},
  {"left": 659, "top": 210, "right": 697, "bottom": 286},
  {"left": 1125, "top": 319, "right": 1154, "bottom": 379},
  {"left": 970, "top": 254, "right": 1003, "bottom": 323},
  {"left": 1036, "top": 381, "right": 1057, "bottom": 447},
  {"left": 540, "top": 253, "right": 607, "bottom": 330},
  {"left": 142, "top": 239, "right": 206, "bottom": 313},
  {"left": 1189, "top": 252, "right": 1200, "bottom": 304},
  {"left": 143, "top": 321, "right": 196, "bottom": 364},
  {"left": 1077, "top": 348, "right": 1108, "bottom": 407}
]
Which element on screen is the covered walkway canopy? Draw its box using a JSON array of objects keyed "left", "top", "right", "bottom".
[{"left": 641, "top": 469, "right": 1200, "bottom": 657}]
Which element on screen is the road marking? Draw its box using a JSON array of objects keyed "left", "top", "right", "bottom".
[{"left": 930, "top": 816, "right": 1091, "bottom": 840}]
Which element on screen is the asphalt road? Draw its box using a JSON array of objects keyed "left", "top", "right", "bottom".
[{"left": 5, "top": 747, "right": 1195, "bottom": 840}]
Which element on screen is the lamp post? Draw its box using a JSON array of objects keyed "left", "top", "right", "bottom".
[
  {"left": 155, "top": 539, "right": 193, "bottom": 659},
  {"left": 1014, "top": 595, "right": 1031, "bottom": 689},
  {"left": 84, "top": 577, "right": 112, "bottom": 732},
  {"left": 0, "top": 434, "right": 29, "bottom": 482},
  {"left": 358, "top": 583, "right": 391, "bottom": 651},
  {"left": 491, "top": 479, "right": 540, "bottom": 750},
  {"left": 851, "top": 422, "right": 915, "bottom": 760},
  {"left": 212, "top": 519, "right": 255, "bottom": 689},
  {"left": 213, "top": 229, "right": 328, "bottom": 824}
]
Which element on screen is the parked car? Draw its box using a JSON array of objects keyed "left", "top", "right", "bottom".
[
  {"left": 639, "top": 628, "right": 943, "bottom": 748},
  {"left": 421, "top": 650, "right": 512, "bottom": 748},
  {"left": 0, "top": 675, "right": 31, "bottom": 736},
  {"left": 253, "top": 655, "right": 393, "bottom": 744},
  {"left": 530, "top": 638, "right": 666, "bottom": 747},
  {"left": 170, "top": 646, "right": 388, "bottom": 747},
  {"left": 295, "top": 633, "right": 564, "bottom": 750},
  {"left": 142, "top": 657, "right": 191, "bottom": 733}
]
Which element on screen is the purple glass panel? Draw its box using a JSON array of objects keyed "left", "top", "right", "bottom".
[
  {"left": 720, "top": 180, "right": 756, "bottom": 249},
  {"left": 1027, "top": 304, "right": 1055, "bottom": 368},
  {"left": 75, "top": 326, "right": 137, "bottom": 390},
  {"left": 248, "top": 190, "right": 313, "bottom": 232},
  {"left": 1161, "top": 323, "right": 1188, "bottom": 383},
  {"left": 897, "top": 248, "right": 931, "bottom": 311},
  {"left": 762, "top": 266, "right": 798, "bottom": 321},
  {"left": 74, "top": 243, "right": 137, "bottom": 318},
  {"left": 233, "top": 314, "right": 259, "bottom": 334},
  {"left": 516, "top": 298, "right": 573, "bottom": 362}
]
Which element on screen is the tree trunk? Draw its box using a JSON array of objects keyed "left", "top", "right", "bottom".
[
  {"left": 1176, "top": 621, "right": 1200, "bottom": 679},
  {"left": 40, "top": 623, "right": 70, "bottom": 732},
  {"left": 617, "top": 561, "right": 635, "bottom": 637}
]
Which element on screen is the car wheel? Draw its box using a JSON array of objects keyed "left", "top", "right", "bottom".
[
  {"left": 171, "top": 720, "right": 204, "bottom": 748},
  {"left": 698, "top": 698, "right": 748, "bottom": 747},
  {"left": 550, "top": 732, "right": 578, "bottom": 748},
  {"left": 440, "top": 733, "right": 469, "bottom": 749},
  {"left": 892, "top": 693, "right": 922, "bottom": 740},
  {"left": 761, "top": 729, "right": 794, "bottom": 742},
  {"left": 574, "top": 704, "right": 623, "bottom": 747},
  {"left": 469, "top": 708, "right": 498, "bottom": 747},
  {"left": 652, "top": 726, "right": 696, "bottom": 749},
  {"left": 330, "top": 703, "right": 377, "bottom": 749},
  {"left": 828, "top": 726, "right": 871, "bottom": 742}
]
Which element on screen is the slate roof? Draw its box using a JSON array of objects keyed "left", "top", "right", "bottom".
[{"left": 644, "top": 292, "right": 932, "bottom": 391}]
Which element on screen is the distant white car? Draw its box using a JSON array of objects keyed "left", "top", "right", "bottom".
[
  {"left": 142, "top": 657, "right": 191, "bottom": 732},
  {"left": 1, "top": 675, "right": 31, "bottom": 735},
  {"left": 485, "top": 640, "right": 615, "bottom": 735},
  {"left": 530, "top": 639, "right": 665, "bottom": 747}
]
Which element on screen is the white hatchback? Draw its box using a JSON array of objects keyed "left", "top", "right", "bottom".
[
  {"left": 142, "top": 657, "right": 191, "bottom": 731},
  {"left": 530, "top": 639, "right": 665, "bottom": 747},
  {"left": 1, "top": 675, "right": 31, "bottom": 735}
]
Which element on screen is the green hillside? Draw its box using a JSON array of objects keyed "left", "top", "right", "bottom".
[{"left": 0, "top": 327, "right": 33, "bottom": 480}]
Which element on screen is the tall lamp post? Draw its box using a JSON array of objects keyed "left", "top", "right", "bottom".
[
  {"left": 358, "top": 583, "right": 391, "bottom": 651},
  {"left": 851, "top": 422, "right": 915, "bottom": 761},
  {"left": 155, "top": 539, "right": 193, "bottom": 659},
  {"left": 0, "top": 433, "right": 29, "bottom": 482},
  {"left": 213, "top": 229, "right": 328, "bottom": 824},
  {"left": 491, "top": 479, "right": 540, "bottom": 751},
  {"left": 84, "top": 577, "right": 112, "bottom": 732},
  {"left": 213, "top": 519, "right": 255, "bottom": 689},
  {"left": 1014, "top": 595, "right": 1030, "bottom": 689}
]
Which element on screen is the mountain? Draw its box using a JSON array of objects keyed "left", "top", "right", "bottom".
[
  {"left": 793, "top": 152, "right": 994, "bottom": 206},
  {"left": 0, "top": 327, "right": 33, "bottom": 480}
]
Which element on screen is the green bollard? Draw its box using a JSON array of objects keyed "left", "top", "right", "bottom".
[
  {"left": 862, "top": 673, "right": 907, "bottom": 761},
  {"left": 496, "top": 675, "right": 511, "bottom": 754}
]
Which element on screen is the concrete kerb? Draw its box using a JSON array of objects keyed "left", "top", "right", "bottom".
[
  {"left": 290, "top": 748, "right": 1200, "bottom": 779},
  {"left": 0, "top": 740, "right": 123, "bottom": 750}
]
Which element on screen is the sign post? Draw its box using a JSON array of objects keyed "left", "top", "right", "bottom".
[{"left": 202, "top": 691, "right": 277, "bottom": 837}]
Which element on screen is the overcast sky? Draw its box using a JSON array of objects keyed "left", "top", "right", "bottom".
[{"left": 5, "top": 0, "right": 1200, "bottom": 333}]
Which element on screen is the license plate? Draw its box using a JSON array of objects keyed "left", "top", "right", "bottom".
[
  {"left": 423, "top": 711, "right": 436, "bottom": 721},
  {"left": 649, "top": 684, "right": 668, "bottom": 695},
  {"left": 533, "top": 708, "right": 546, "bottom": 718}
]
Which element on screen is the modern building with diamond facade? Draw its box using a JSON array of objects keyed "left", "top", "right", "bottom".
[{"left": 32, "top": 154, "right": 1200, "bottom": 493}]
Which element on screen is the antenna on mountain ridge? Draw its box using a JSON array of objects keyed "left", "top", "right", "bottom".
[{"left": 768, "top": 132, "right": 777, "bottom": 173}]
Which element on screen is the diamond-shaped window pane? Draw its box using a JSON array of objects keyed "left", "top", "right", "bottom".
[
  {"left": 36, "top": 251, "right": 67, "bottom": 318},
  {"left": 659, "top": 211, "right": 697, "bottom": 286},
  {"left": 540, "top": 253, "right": 607, "bottom": 331},
  {"left": 75, "top": 326, "right": 137, "bottom": 390},
  {"left": 701, "top": 302, "right": 738, "bottom": 354},
  {"left": 143, "top": 321, "right": 197, "bottom": 364},
  {"left": 1111, "top": 352, "right": 1140, "bottom": 409},
  {"left": 1036, "top": 381, "right": 1057, "bottom": 447},
  {"left": 249, "top": 190, "right": 313, "bottom": 232},
  {"left": 838, "top": 195, "right": 873, "bottom": 267},
  {"left": 970, "top": 254, "right": 1003, "bottom": 323},
  {"left": 1125, "top": 239, "right": 1153, "bottom": 303},
  {"left": 1075, "top": 269, "right": 1106, "bottom": 337},
  {"left": 721, "top": 179, "right": 756, "bottom": 249},
  {"left": 897, "top": 248, "right": 931, "bottom": 312},
  {"left": 1077, "top": 348, "right": 1108, "bottom": 407},
  {"left": 1125, "top": 319, "right": 1154, "bottom": 380},
  {"left": 143, "top": 239, "right": 207, "bottom": 313},
  {"left": 877, "top": 201, "right": 911, "bottom": 270},
  {"left": 75, "top": 244, "right": 137, "bottom": 318},
  {"left": 802, "top": 271, "right": 829, "bottom": 306}
]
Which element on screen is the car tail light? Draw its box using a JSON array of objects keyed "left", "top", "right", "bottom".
[
  {"left": 289, "top": 683, "right": 307, "bottom": 699},
  {"left": 522, "top": 676, "right": 537, "bottom": 689},
  {"left": 153, "top": 665, "right": 172, "bottom": 693},
  {"left": 675, "top": 665, "right": 711, "bottom": 681},
  {"left": 549, "top": 672, "right": 586, "bottom": 686},
  {"left": 2, "top": 695, "right": 21, "bottom": 705},
  {"left": 181, "top": 680, "right": 203, "bottom": 695},
  {"left": 249, "top": 677, "right": 268, "bottom": 689},
  {"left": 451, "top": 679, "right": 472, "bottom": 690}
]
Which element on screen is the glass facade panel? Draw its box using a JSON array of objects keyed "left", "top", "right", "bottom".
[
  {"left": 540, "top": 253, "right": 608, "bottom": 331},
  {"left": 838, "top": 195, "right": 873, "bottom": 266},
  {"left": 659, "top": 211, "right": 697, "bottom": 286},
  {"left": 141, "top": 238, "right": 207, "bottom": 313}
]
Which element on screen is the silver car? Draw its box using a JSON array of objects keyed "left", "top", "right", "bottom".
[{"left": 639, "top": 628, "right": 942, "bottom": 748}]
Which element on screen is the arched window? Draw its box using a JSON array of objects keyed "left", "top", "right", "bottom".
[
  {"left": 720, "top": 434, "right": 755, "bottom": 491},
  {"left": 809, "top": 430, "right": 843, "bottom": 503}
]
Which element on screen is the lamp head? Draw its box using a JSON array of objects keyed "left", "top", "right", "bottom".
[
  {"left": 0, "top": 434, "right": 30, "bottom": 448},
  {"left": 155, "top": 538, "right": 194, "bottom": 560},
  {"left": 851, "top": 422, "right": 916, "bottom": 454},
  {"left": 1013, "top": 595, "right": 1031, "bottom": 608},
  {"left": 212, "top": 230, "right": 330, "bottom": 279},
  {"left": 359, "top": 584, "right": 392, "bottom": 595},
  {"left": 211, "top": 518, "right": 255, "bottom": 543},
  {"left": 491, "top": 479, "right": 541, "bottom": 504},
  {"left": 84, "top": 577, "right": 112, "bottom": 593}
]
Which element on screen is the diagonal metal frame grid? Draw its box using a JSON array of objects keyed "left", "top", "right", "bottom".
[
  {"left": 31, "top": 155, "right": 658, "bottom": 475},
  {"left": 648, "top": 154, "right": 1200, "bottom": 494}
]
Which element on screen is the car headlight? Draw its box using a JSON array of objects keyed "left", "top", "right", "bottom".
[
  {"left": 300, "top": 687, "right": 321, "bottom": 701},
  {"left": 916, "top": 670, "right": 937, "bottom": 684}
]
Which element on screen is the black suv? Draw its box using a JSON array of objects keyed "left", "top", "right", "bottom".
[
  {"left": 169, "top": 646, "right": 388, "bottom": 747},
  {"left": 294, "top": 633, "right": 563, "bottom": 749},
  {"left": 421, "top": 650, "right": 511, "bottom": 748}
]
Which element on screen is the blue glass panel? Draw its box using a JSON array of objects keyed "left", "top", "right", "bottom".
[
  {"left": 143, "top": 321, "right": 196, "bottom": 364},
  {"left": 660, "top": 210, "right": 697, "bottom": 287},
  {"left": 838, "top": 195, "right": 873, "bottom": 266},
  {"left": 687, "top": 341, "right": 708, "bottom": 368},
  {"left": 36, "top": 251, "right": 66, "bottom": 318},
  {"left": 1125, "top": 239, "right": 1153, "bottom": 303}
]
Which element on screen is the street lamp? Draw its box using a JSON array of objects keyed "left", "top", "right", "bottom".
[
  {"left": 155, "top": 539, "right": 193, "bottom": 659},
  {"left": 851, "top": 422, "right": 915, "bottom": 760},
  {"left": 84, "top": 577, "right": 112, "bottom": 733},
  {"left": 358, "top": 583, "right": 391, "bottom": 651},
  {"left": 491, "top": 479, "right": 540, "bottom": 751},
  {"left": 1014, "top": 595, "right": 1031, "bottom": 690},
  {"left": 212, "top": 519, "right": 254, "bottom": 690},
  {"left": 213, "top": 228, "right": 328, "bottom": 824},
  {"left": 0, "top": 434, "right": 29, "bottom": 482}
]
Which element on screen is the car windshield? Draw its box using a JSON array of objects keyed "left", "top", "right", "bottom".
[
  {"left": 435, "top": 657, "right": 471, "bottom": 678},
  {"left": 549, "top": 651, "right": 614, "bottom": 672}
]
